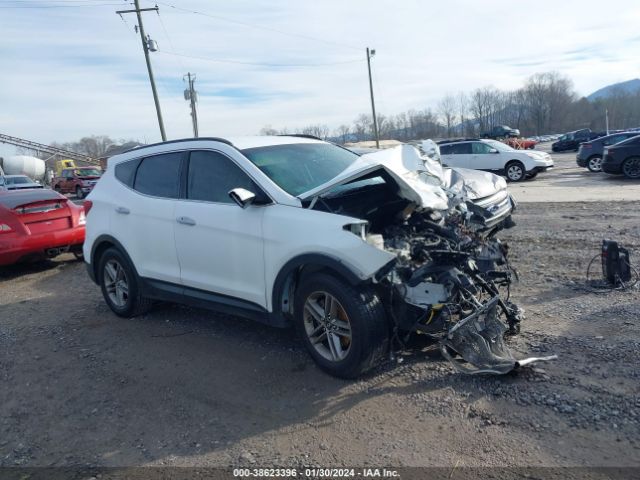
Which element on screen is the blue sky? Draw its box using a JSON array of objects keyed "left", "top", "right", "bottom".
[{"left": 1, "top": 0, "right": 640, "bottom": 155}]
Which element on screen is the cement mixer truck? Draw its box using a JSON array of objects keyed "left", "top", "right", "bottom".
[{"left": 0, "top": 155, "right": 46, "bottom": 181}]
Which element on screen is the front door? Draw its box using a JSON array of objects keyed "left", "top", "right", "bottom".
[
  {"left": 470, "top": 141, "right": 503, "bottom": 171},
  {"left": 174, "top": 150, "right": 268, "bottom": 308}
]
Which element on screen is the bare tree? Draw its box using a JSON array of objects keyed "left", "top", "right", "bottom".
[
  {"left": 298, "top": 124, "right": 330, "bottom": 139},
  {"left": 335, "top": 125, "right": 351, "bottom": 144},
  {"left": 438, "top": 94, "right": 458, "bottom": 138},
  {"left": 260, "top": 125, "right": 279, "bottom": 135}
]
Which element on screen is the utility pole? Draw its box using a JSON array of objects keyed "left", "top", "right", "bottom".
[
  {"left": 366, "top": 47, "right": 380, "bottom": 148},
  {"left": 117, "top": 1, "right": 167, "bottom": 141},
  {"left": 605, "top": 108, "right": 610, "bottom": 135},
  {"left": 184, "top": 73, "right": 199, "bottom": 137}
]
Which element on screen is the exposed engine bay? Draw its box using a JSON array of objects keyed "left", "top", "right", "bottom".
[{"left": 309, "top": 142, "right": 556, "bottom": 374}]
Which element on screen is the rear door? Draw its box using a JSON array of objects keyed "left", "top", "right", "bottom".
[
  {"left": 440, "top": 142, "right": 472, "bottom": 168},
  {"left": 110, "top": 152, "right": 183, "bottom": 284},
  {"left": 174, "top": 149, "right": 268, "bottom": 308}
]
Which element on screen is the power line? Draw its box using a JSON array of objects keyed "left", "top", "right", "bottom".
[
  {"left": 156, "top": 50, "right": 365, "bottom": 68},
  {"left": 149, "top": 0, "right": 361, "bottom": 52},
  {"left": 0, "top": 2, "right": 126, "bottom": 8}
]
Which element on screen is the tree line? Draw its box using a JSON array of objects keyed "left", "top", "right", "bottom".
[{"left": 261, "top": 71, "right": 640, "bottom": 143}]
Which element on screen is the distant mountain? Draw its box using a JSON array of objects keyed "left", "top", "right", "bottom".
[{"left": 587, "top": 79, "right": 640, "bottom": 101}]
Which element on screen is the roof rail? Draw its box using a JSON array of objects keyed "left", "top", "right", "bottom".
[
  {"left": 120, "top": 137, "right": 235, "bottom": 156},
  {"left": 437, "top": 138, "right": 480, "bottom": 144},
  {"left": 277, "top": 134, "right": 323, "bottom": 141}
]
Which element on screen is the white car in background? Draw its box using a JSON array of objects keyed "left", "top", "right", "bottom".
[{"left": 438, "top": 139, "right": 554, "bottom": 181}]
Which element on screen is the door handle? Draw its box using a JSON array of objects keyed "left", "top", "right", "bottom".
[
  {"left": 115, "top": 206, "right": 130, "bottom": 215},
  {"left": 176, "top": 216, "right": 196, "bottom": 226}
]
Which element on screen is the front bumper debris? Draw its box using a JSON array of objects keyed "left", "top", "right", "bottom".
[{"left": 439, "top": 298, "right": 557, "bottom": 375}]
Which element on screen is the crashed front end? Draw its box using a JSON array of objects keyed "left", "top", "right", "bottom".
[{"left": 305, "top": 144, "right": 553, "bottom": 374}]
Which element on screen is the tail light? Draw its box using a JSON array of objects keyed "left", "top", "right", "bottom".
[
  {"left": 83, "top": 200, "right": 93, "bottom": 215},
  {"left": 0, "top": 224, "right": 13, "bottom": 233},
  {"left": 78, "top": 210, "right": 86, "bottom": 226}
]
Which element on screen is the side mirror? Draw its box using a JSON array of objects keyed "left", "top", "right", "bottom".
[
  {"left": 490, "top": 148, "right": 499, "bottom": 153},
  {"left": 229, "top": 188, "right": 256, "bottom": 209}
]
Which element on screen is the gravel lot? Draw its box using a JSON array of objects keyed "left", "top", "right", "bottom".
[
  {"left": 506, "top": 142, "right": 640, "bottom": 203},
  {"left": 1, "top": 160, "right": 639, "bottom": 471}
]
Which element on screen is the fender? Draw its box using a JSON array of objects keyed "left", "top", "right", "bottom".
[{"left": 270, "top": 253, "right": 366, "bottom": 316}]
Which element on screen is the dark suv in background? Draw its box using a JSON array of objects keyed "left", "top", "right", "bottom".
[
  {"left": 576, "top": 132, "right": 640, "bottom": 172},
  {"left": 602, "top": 135, "right": 640, "bottom": 179},
  {"left": 552, "top": 129, "right": 604, "bottom": 152},
  {"left": 480, "top": 125, "right": 520, "bottom": 139}
]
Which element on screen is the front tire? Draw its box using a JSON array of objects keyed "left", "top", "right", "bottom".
[
  {"left": 505, "top": 161, "right": 526, "bottom": 182},
  {"left": 98, "top": 247, "right": 152, "bottom": 317},
  {"left": 294, "top": 273, "right": 388, "bottom": 379},
  {"left": 587, "top": 156, "right": 603, "bottom": 172},
  {"left": 76, "top": 186, "right": 84, "bottom": 199},
  {"left": 622, "top": 157, "right": 640, "bottom": 179}
]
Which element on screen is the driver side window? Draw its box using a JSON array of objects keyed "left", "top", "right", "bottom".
[
  {"left": 472, "top": 142, "right": 493, "bottom": 154},
  {"left": 187, "top": 151, "right": 269, "bottom": 204}
]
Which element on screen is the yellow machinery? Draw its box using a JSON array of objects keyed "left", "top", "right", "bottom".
[{"left": 55, "top": 159, "right": 77, "bottom": 177}]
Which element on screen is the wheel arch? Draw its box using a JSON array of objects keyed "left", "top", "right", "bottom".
[
  {"left": 270, "top": 253, "right": 365, "bottom": 320},
  {"left": 89, "top": 234, "right": 139, "bottom": 286}
]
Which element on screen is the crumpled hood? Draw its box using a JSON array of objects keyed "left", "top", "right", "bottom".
[
  {"left": 300, "top": 145, "right": 450, "bottom": 210},
  {"left": 443, "top": 168, "right": 507, "bottom": 200}
]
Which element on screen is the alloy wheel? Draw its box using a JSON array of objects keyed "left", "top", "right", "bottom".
[
  {"left": 622, "top": 157, "right": 640, "bottom": 179},
  {"left": 507, "top": 164, "right": 524, "bottom": 181},
  {"left": 588, "top": 156, "right": 603, "bottom": 172},
  {"left": 303, "top": 291, "right": 352, "bottom": 362},
  {"left": 103, "top": 259, "right": 129, "bottom": 308}
]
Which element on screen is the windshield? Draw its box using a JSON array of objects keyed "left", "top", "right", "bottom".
[
  {"left": 76, "top": 168, "right": 101, "bottom": 176},
  {"left": 484, "top": 139, "right": 515, "bottom": 152},
  {"left": 7, "top": 176, "right": 32, "bottom": 184},
  {"left": 241, "top": 143, "right": 359, "bottom": 196}
]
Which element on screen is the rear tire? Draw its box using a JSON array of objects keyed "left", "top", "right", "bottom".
[
  {"left": 98, "top": 247, "right": 152, "bottom": 317},
  {"left": 294, "top": 273, "right": 389, "bottom": 379},
  {"left": 54, "top": 185, "right": 61, "bottom": 192},
  {"left": 622, "top": 157, "right": 640, "bottom": 179},
  {"left": 505, "top": 161, "right": 526, "bottom": 182},
  {"left": 587, "top": 156, "right": 603, "bottom": 173}
]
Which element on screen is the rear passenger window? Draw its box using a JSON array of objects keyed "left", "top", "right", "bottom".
[
  {"left": 439, "top": 145, "right": 452, "bottom": 155},
  {"left": 134, "top": 152, "right": 182, "bottom": 198},
  {"left": 115, "top": 158, "right": 141, "bottom": 188},
  {"left": 187, "top": 151, "right": 267, "bottom": 204}
]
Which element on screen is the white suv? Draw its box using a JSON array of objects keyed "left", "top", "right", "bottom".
[
  {"left": 83, "top": 136, "right": 522, "bottom": 378},
  {"left": 439, "top": 139, "right": 553, "bottom": 181}
]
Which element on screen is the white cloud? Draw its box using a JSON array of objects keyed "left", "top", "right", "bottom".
[{"left": 1, "top": 0, "right": 639, "bottom": 153}]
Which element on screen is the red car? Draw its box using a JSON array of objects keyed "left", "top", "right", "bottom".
[{"left": 0, "top": 189, "right": 85, "bottom": 266}]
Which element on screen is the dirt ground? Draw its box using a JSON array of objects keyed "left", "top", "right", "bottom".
[{"left": 1, "top": 200, "right": 639, "bottom": 472}]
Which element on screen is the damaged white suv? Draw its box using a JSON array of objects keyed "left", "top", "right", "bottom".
[{"left": 84, "top": 136, "right": 540, "bottom": 378}]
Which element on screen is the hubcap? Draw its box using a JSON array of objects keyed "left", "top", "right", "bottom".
[
  {"left": 589, "top": 157, "right": 602, "bottom": 171},
  {"left": 507, "top": 165, "right": 523, "bottom": 180},
  {"left": 103, "top": 259, "right": 129, "bottom": 308},
  {"left": 303, "top": 291, "right": 352, "bottom": 362},
  {"left": 623, "top": 158, "right": 640, "bottom": 178}
]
